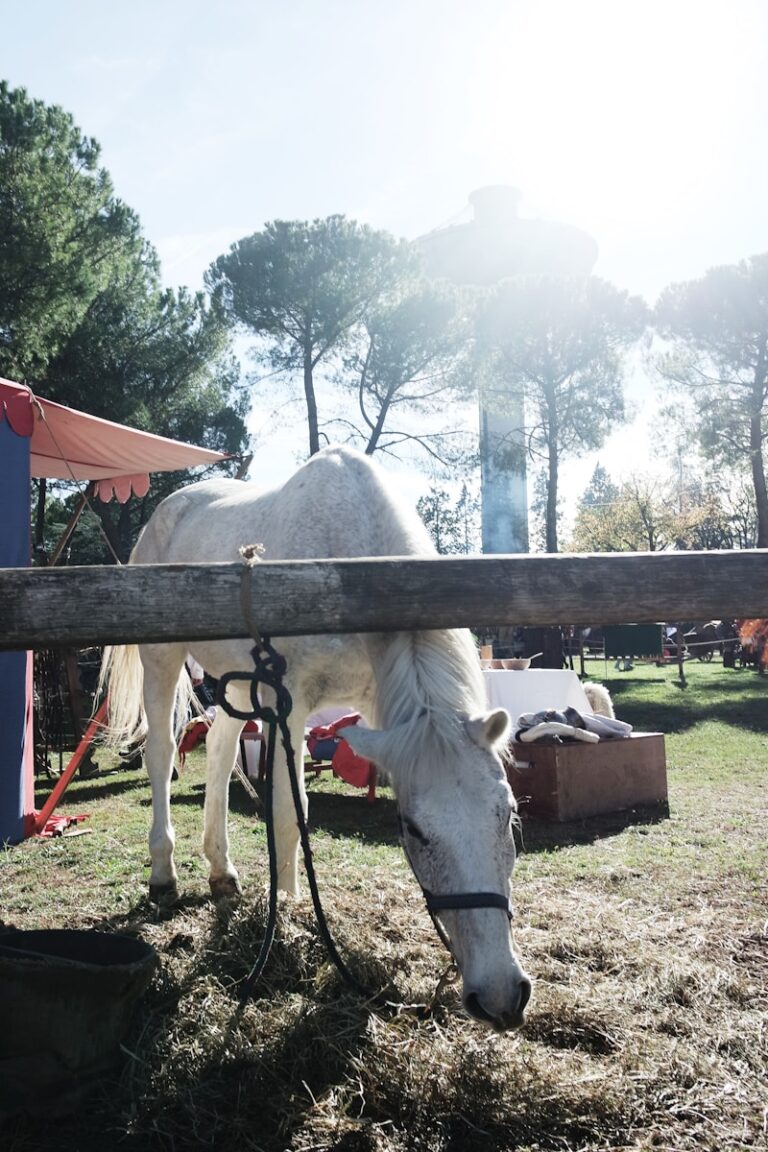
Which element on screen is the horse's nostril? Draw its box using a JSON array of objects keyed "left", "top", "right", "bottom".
[
  {"left": 464, "top": 979, "right": 531, "bottom": 1030},
  {"left": 464, "top": 991, "right": 496, "bottom": 1027}
]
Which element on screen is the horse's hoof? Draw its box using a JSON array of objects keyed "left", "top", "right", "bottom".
[
  {"left": 149, "top": 881, "right": 179, "bottom": 907},
  {"left": 209, "top": 875, "right": 242, "bottom": 901}
]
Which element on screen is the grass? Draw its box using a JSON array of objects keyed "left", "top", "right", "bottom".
[{"left": 1, "top": 658, "right": 767, "bottom": 1151}]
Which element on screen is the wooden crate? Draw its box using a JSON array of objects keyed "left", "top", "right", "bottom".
[{"left": 507, "top": 733, "right": 667, "bottom": 822}]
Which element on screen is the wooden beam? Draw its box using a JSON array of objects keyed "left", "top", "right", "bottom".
[{"left": 2, "top": 550, "right": 768, "bottom": 651}]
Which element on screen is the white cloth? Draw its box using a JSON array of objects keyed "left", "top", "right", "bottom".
[
  {"left": 515, "top": 706, "right": 632, "bottom": 744},
  {"left": 483, "top": 669, "right": 592, "bottom": 717}
]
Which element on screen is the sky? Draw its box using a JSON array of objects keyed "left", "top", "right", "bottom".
[{"left": 4, "top": 0, "right": 768, "bottom": 515}]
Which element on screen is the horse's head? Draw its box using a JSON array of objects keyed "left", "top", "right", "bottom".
[{"left": 342, "top": 708, "right": 531, "bottom": 1031}]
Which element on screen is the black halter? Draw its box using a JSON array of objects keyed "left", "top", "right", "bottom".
[
  {"left": 397, "top": 814, "right": 514, "bottom": 957},
  {"left": 424, "top": 890, "right": 513, "bottom": 917}
]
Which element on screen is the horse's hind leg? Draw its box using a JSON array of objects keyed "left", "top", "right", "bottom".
[
  {"left": 141, "top": 643, "right": 186, "bottom": 904},
  {"left": 203, "top": 705, "right": 246, "bottom": 899}
]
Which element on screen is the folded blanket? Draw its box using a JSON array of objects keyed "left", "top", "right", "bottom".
[{"left": 515, "top": 707, "right": 632, "bottom": 744}]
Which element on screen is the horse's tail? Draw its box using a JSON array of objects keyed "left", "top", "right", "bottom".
[
  {"left": 97, "top": 644, "right": 147, "bottom": 750},
  {"left": 97, "top": 645, "right": 197, "bottom": 750}
]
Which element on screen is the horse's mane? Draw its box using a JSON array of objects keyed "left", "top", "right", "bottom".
[{"left": 373, "top": 627, "right": 489, "bottom": 767}]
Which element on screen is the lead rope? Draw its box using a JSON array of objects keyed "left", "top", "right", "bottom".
[{"left": 219, "top": 559, "right": 384, "bottom": 1005}]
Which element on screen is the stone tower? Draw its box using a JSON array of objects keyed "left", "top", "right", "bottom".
[{"left": 418, "top": 186, "right": 597, "bottom": 553}]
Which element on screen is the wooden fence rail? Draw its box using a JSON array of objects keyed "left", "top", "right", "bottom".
[{"left": 1, "top": 550, "right": 767, "bottom": 651}]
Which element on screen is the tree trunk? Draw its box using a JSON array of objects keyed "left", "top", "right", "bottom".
[
  {"left": 304, "top": 344, "right": 320, "bottom": 456},
  {"left": 92, "top": 501, "right": 123, "bottom": 564},
  {"left": 34, "top": 478, "right": 48, "bottom": 565},
  {"left": 750, "top": 408, "right": 768, "bottom": 547},
  {"left": 546, "top": 403, "right": 559, "bottom": 554},
  {"left": 117, "top": 500, "right": 134, "bottom": 563},
  {"left": 364, "top": 385, "right": 395, "bottom": 455},
  {"left": 542, "top": 394, "right": 561, "bottom": 665}
]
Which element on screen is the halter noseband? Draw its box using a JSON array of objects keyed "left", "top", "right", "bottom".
[
  {"left": 423, "top": 890, "right": 513, "bottom": 917},
  {"left": 398, "top": 813, "right": 514, "bottom": 956}
]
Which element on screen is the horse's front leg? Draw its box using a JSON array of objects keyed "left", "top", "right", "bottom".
[
  {"left": 272, "top": 714, "right": 309, "bottom": 897},
  {"left": 142, "top": 647, "right": 186, "bottom": 905},
  {"left": 203, "top": 708, "right": 246, "bottom": 899}
]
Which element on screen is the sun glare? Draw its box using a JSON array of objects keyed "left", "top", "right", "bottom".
[{"left": 470, "top": 1, "right": 758, "bottom": 237}]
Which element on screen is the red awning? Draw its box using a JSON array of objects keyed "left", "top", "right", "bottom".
[{"left": 0, "top": 378, "right": 230, "bottom": 502}]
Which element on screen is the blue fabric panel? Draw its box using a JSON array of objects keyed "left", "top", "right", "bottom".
[{"left": 0, "top": 419, "right": 32, "bottom": 843}]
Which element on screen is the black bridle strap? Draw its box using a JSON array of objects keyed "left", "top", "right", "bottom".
[
  {"left": 424, "top": 890, "right": 513, "bottom": 918},
  {"left": 398, "top": 816, "right": 514, "bottom": 957},
  {"left": 218, "top": 638, "right": 381, "bottom": 1006}
]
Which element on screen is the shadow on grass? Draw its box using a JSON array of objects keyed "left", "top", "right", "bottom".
[
  {"left": 603, "top": 670, "right": 768, "bottom": 734},
  {"left": 34, "top": 771, "right": 150, "bottom": 808},
  {"left": 166, "top": 775, "right": 403, "bottom": 846},
  {"left": 7, "top": 894, "right": 381, "bottom": 1152},
  {"left": 609, "top": 695, "right": 768, "bottom": 735},
  {"left": 167, "top": 775, "right": 669, "bottom": 859},
  {"left": 305, "top": 789, "right": 400, "bottom": 845},
  {"left": 517, "top": 801, "right": 669, "bottom": 855}
]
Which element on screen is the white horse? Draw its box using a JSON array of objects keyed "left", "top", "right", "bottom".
[{"left": 101, "top": 446, "right": 531, "bottom": 1030}]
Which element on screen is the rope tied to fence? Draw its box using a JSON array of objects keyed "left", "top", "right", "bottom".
[{"left": 219, "top": 554, "right": 382, "bottom": 1005}]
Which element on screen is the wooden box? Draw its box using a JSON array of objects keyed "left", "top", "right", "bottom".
[{"left": 507, "top": 733, "right": 667, "bottom": 822}]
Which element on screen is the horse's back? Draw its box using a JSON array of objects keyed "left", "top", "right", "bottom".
[
  {"left": 133, "top": 446, "right": 434, "bottom": 565},
  {"left": 131, "top": 476, "right": 272, "bottom": 564}
]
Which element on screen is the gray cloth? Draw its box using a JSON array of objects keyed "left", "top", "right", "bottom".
[{"left": 514, "top": 707, "right": 632, "bottom": 744}]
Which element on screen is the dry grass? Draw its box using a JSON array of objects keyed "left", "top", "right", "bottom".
[{"left": 1, "top": 660, "right": 767, "bottom": 1151}]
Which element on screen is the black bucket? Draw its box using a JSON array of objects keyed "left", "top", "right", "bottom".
[{"left": 0, "top": 929, "right": 158, "bottom": 1114}]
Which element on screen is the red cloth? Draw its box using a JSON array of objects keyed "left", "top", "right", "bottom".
[
  {"left": 36, "top": 813, "right": 89, "bottom": 838},
  {"left": 177, "top": 718, "right": 260, "bottom": 764},
  {"left": 307, "top": 714, "right": 374, "bottom": 790}
]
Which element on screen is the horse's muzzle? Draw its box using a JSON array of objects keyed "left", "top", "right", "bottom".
[{"left": 463, "top": 976, "right": 532, "bottom": 1032}]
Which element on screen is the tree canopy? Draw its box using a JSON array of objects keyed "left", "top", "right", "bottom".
[
  {"left": 207, "top": 216, "right": 411, "bottom": 456},
  {"left": 336, "top": 279, "right": 475, "bottom": 465},
  {"left": 40, "top": 256, "right": 249, "bottom": 561},
  {"left": 568, "top": 464, "right": 756, "bottom": 553},
  {"left": 655, "top": 254, "right": 768, "bottom": 546},
  {"left": 416, "top": 482, "right": 481, "bottom": 554},
  {"left": 0, "top": 81, "right": 143, "bottom": 381},
  {"left": 0, "top": 82, "right": 250, "bottom": 563}
]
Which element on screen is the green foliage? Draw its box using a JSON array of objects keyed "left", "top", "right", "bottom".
[
  {"left": 208, "top": 217, "right": 412, "bottom": 455},
  {"left": 655, "top": 254, "right": 768, "bottom": 545},
  {"left": 0, "top": 83, "right": 250, "bottom": 562},
  {"left": 417, "top": 482, "right": 481, "bottom": 553},
  {"left": 337, "top": 278, "right": 477, "bottom": 465},
  {"left": 35, "top": 230, "right": 249, "bottom": 562},
  {"left": 43, "top": 257, "right": 246, "bottom": 451},
  {"left": 570, "top": 472, "right": 676, "bottom": 552},
  {"left": 0, "top": 82, "right": 143, "bottom": 380},
  {"left": 579, "top": 462, "right": 620, "bottom": 509},
  {"left": 479, "top": 275, "right": 648, "bottom": 551},
  {"left": 568, "top": 466, "right": 755, "bottom": 553}
]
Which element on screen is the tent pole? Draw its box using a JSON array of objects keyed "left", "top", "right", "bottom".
[
  {"left": 32, "top": 697, "right": 108, "bottom": 834},
  {"left": 49, "top": 483, "right": 94, "bottom": 567}
]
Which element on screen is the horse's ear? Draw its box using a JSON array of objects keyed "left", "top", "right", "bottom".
[
  {"left": 467, "top": 708, "right": 511, "bottom": 751},
  {"left": 339, "top": 724, "right": 389, "bottom": 766}
]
